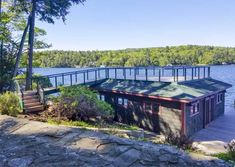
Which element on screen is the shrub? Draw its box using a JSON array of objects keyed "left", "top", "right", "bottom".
[
  {"left": 49, "top": 86, "right": 114, "bottom": 123},
  {"left": 215, "top": 141, "right": 235, "bottom": 164},
  {"left": 0, "top": 92, "right": 22, "bottom": 116},
  {"left": 164, "top": 131, "right": 193, "bottom": 150}
]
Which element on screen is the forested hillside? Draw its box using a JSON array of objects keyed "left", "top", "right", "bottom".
[{"left": 21, "top": 45, "right": 235, "bottom": 67}]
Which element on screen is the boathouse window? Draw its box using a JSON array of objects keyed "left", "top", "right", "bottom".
[
  {"left": 117, "top": 97, "right": 128, "bottom": 107},
  {"left": 144, "top": 102, "right": 152, "bottom": 112},
  {"left": 217, "top": 93, "right": 223, "bottom": 104},
  {"left": 123, "top": 99, "right": 128, "bottom": 107},
  {"left": 190, "top": 101, "right": 200, "bottom": 116},
  {"left": 100, "top": 95, "right": 105, "bottom": 101},
  {"left": 144, "top": 102, "right": 159, "bottom": 114},
  {"left": 118, "top": 98, "right": 123, "bottom": 105}
]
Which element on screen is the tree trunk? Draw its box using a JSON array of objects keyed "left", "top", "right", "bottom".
[
  {"left": 26, "top": 0, "right": 36, "bottom": 90},
  {"left": 13, "top": 16, "right": 30, "bottom": 78},
  {"left": 0, "top": 0, "right": 3, "bottom": 60}
]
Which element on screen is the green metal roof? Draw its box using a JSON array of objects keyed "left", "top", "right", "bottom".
[{"left": 92, "top": 78, "right": 232, "bottom": 102}]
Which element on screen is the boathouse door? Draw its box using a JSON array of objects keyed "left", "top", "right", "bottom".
[{"left": 204, "top": 96, "right": 215, "bottom": 127}]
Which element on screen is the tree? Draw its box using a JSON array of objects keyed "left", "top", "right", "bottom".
[{"left": 14, "top": 0, "right": 86, "bottom": 90}]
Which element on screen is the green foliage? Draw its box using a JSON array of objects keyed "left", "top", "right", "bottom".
[
  {"left": 21, "top": 45, "right": 235, "bottom": 68},
  {"left": 216, "top": 140, "right": 235, "bottom": 164},
  {"left": 215, "top": 153, "right": 235, "bottom": 164},
  {"left": 0, "top": 92, "right": 22, "bottom": 116},
  {"left": 50, "top": 86, "right": 114, "bottom": 122},
  {"left": 47, "top": 119, "right": 95, "bottom": 128},
  {"left": 15, "top": 74, "right": 53, "bottom": 89}
]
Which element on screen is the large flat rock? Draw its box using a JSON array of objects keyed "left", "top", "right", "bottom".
[{"left": 0, "top": 115, "right": 232, "bottom": 167}]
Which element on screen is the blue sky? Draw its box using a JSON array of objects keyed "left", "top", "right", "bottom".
[{"left": 37, "top": 0, "right": 235, "bottom": 51}]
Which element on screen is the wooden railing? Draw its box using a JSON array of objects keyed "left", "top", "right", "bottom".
[{"left": 35, "top": 66, "right": 211, "bottom": 90}]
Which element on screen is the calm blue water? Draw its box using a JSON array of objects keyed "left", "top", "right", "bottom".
[{"left": 32, "top": 65, "right": 235, "bottom": 112}]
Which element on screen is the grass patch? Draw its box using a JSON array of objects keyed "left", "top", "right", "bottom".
[
  {"left": 47, "top": 118, "right": 139, "bottom": 131},
  {"left": 214, "top": 152, "right": 235, "bottom": 164},
  {"left": 47, "top": 119, "right": 96, "bottom": 128}
]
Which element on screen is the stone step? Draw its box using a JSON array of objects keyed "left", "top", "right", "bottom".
[{"left": 25, "top": 105, "right": 44, "bottom": 113}]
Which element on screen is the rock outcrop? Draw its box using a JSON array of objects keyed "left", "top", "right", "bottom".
[{"left": 0, "top": 115, "right": 232, "bottom": 167}]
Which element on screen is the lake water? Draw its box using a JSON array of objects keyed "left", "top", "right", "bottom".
[{"left": 32, "top": 65, "right": 235, "bottom": 112}]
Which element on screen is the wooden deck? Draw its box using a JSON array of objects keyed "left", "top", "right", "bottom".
[{"left": 193, "top": 108, "right": 235, "bottom": 154}]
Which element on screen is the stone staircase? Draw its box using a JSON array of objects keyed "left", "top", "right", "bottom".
[{"left": 23, "top": 91, "right": 44, "bottom": 113}]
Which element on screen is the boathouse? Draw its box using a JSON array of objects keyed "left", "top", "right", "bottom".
[
  {"left": 34, "top": 66, "right": 232, "bottom": 136},
  {"left": 91, "top": 68, "right": 232, "bottom": 136}
]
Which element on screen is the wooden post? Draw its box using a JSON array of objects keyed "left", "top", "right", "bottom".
[
  {"left": 198, "top": 67, "right": 200, "bottom": 79},
  {"left": 176, "top": 69, "right": 179, "bottom": 82},
  {"left": 159, "top": 69, "right": 161, "bottom": 81},
  {"left": 75, "top": 72, "right": 78, "bottom": 83},
  {"left": 145, "top": 68, "right": 148, "bottom": 81},
  {"left": 184, "top": 68, "right": 187, "bottom": 81},
  {"left": 208, "top": 67, "right": 211, "bottom": 77},
  {"left": 62, "top": 74, "right": 64, "bottom": 85},
  {"left": 124, "top": 68, "right": 126, "bottom": 80},
  {"left": 194, "top": 67, "right": 197, "bottom": 77},
  {"left": 55, "top": 76, "right": 58, "bottom": 89},
  {"left": 173, "top": 69, "right": 176, "bottom": 82},
  {"left": 134, "top": 68, "right": 137, "bottom": 80},
  {"left": 115, "top": 68, "right": 117, "bottom": 79},
  {"left": 98, "top": 69, "right": 100, "bottom": 79},
  {"left": 70, "top": 74, "right": 73, "bottom": 86},
  {"left": 203, "top": 67, "right": 206, "bottom": 78},
  {"left": 192, "top": 68, "right": 194, "bottom": 80},
  {"left": 95, "top": 70, "right": 97, "bottom": 81},
  {"left": 83, "top": 72, "right": 85, "bottom": 84}
]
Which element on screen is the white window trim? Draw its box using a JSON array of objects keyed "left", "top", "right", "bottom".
[
  {"left": 216, "top": 93, "right": 223, "bottom": 104},
  {"left": 190, "top": 101, "right": 200, "bottom": 117}
]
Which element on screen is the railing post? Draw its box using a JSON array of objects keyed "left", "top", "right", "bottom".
[
  {"left": 153, "top": 67, "right": 156, "bottom": 76},
  {"left": 70, "top": 74, "right": 73, "bottom": 86},
  {"left": 145, "top": 68, "right": 148, "bottom": 81},
  {"left": 203, "top": 67, "right": 206, "bottom": 78},
  {"left": 129, "top": 68, "right": 131, "bottom": 75},
  {"left": 55, "top": 76, "right": 58, "bottom": 89},
  {"left": 124, "top": 68, "right": 126, "bottom": 80},
  {"left": 176, "top": 69, "right": 179, "bottom": 82},
  {"left": 62, "top": 74, "right": 64, "bottom": 85},
  {"left": 159, "top": 69, "right": 161, "bottom": 81},
  {"left": 184, "top": 68, "right": 187, "bottom": 81},
  {"left": 198, "top": 67, "right": 200, "bottom": 79},
  {"left": 162, "top": 68, "right": 164, "bottom": 76},
  {"left": 134, "top": 68, "right": 137, "bottom": 80},
  {"left": 95, "top": 70, "right": 97, "bottom": 82},
  {"left": 75, "top": 72, "right": 78, "bottom": 83},
  {"left": 192, "top": 68, "right": 194, "bottom": 80},
  {"left": 98, "top": 69, "right": 100, "bottom": 79},
  {"left": 83, "top": 72, "right": 85, "bottom": 84},
  {"left": 208, "top": 66, "right": 211, "bottom": 77},
  {"left": 115, "top": 68, "right": 117, "bottom": 79},
  {"left": 87, "top": 70, "right": 89, "bottom": 80}
]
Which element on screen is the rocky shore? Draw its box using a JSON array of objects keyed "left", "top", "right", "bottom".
[{"left": 0, "top": 115, "right": 232, "bottom": 167}]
